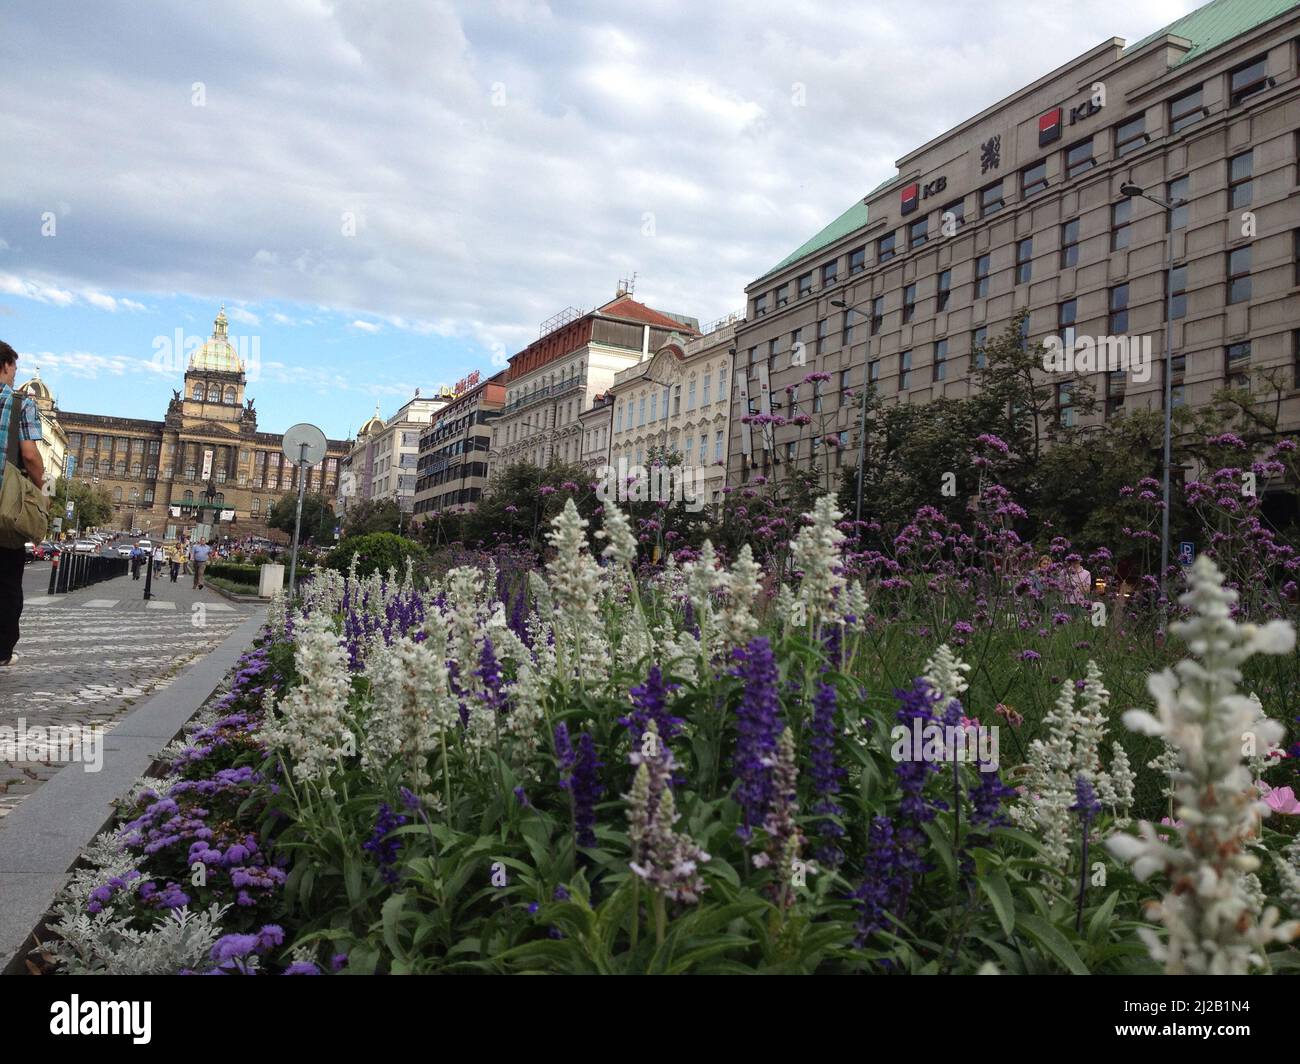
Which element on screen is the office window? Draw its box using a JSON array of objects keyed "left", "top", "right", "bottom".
[
  {"left": 1167, "top": 264, "right": 1188, "bottom": 319},
  {"left": 840, "top": 368, "right": 853, "bottom": 393},
  {"left": 769, "top": 336, "right": 782, "bottom": 359},
  {"left": 754, "top": 294, "right": 768, "bottom": 316},
  {"left": 849, "top": 246, "right": 867, "bottom": 274},
  {"left": 1021, "top": 160, "right": 1048, "bottom": 198},
  {"left": 937, "top": 269, "right": 952, "bottom": 311},
  {"left": 1061, "top": 218, "right": 1080, "bottom": 267},
  {"left": 816, "top": 317, "right": 829, "bottom": 355},
  {"left": 650, "top": 392, "right": 658, "bottom": 423},
  {"left": 687, "top": 380, "right": 697, "bottom": 410},
  {"left": 1114, "top": 114, "right": 1146, "bottom": 157},
  {"left": 813, "top": 378, "right": 824, "bottom": 412},
  {"left": 715, "top": 430, "right": 724, "bottom": 461},
  {"left": 903, "top": 283, "right": 917, "bottom": 323},
  {"left": 1227, "top": 246, "right": 1251, "bottom": 303},
  {"left": 1295, "top": 330, "right": 1300, "bottom": 389},
  {"left": 941, "top": 198, "right": 965, "bottom": 228},
  {"left": 842, "top": 310, "right": 854, "bottom": 346},
  {"left": 878, "top": 232, "right": 896, "bottom": 263},
  {"left": 974, "top": 254, "right": 991, "bottom": 298},
  {"left": 1229, "top": 55, "right": 1269, "bottom": 106},
  {"left": 790, "top": 328, "right": 802, "bottom": 365},
  {"left": 1065, "top": 137, "right": 1094, "bottom": 178},
  {"left": 673, "top": 384, "right": 682, "bottom": 415},
  {"left": 638, "top": 396, "right": 646, "bottom": 426},
  {"left": 898, "top": 350, "right": 912, "bottom": 391},
  {"left": 798, "top": 272, "right": 813, "bottom": 298},
  {"left": 775, "top": 283, "right": 789, "bottom": 307},
  {"left": 981, "top": 180, "right": 1004, "bottom": 216},
  {"left": 1016, "top": 238, "right": 1033, "bottom": 283},
  {"left": 1056, "top": 382, "right": 1075, "bottom": 427},
  {"left": 971, "top": 326, "right": 988, "bottom": 370},
  {"left": 1169, "top": 85, "right": 1205, "bottom": 133},
  {"left": 685, "top": 435, "right": 694, "bottom": 460},
  {"left": 933, "top": 339, "right": 948, "bottom": 382},
  {"left": 1295, "top": 230, "right": 1300, "bottom": 286},
  {"left": 1168, "top": 176, "right": 1190, "bottom": 230},
  {"left": 1109, "top": 283, "right": 1129, "bottom": 332},
  {"left": 822, "top": 260, "right": 838, "bottom": 286},
  {"left": 699, "top": 435, "right": 707, "bottom": 464},
  {"left": 909, "top": 217, "right": 928, "bottom": 249},
  {"left": 615, "top": 403, "right": 623, "bottom": 431},
  {"left": 868, "top": 360, "right": 881, "bottom": 385},
  {"left": 1111, "top": 199, "right": 1132, "bottom": 250},
  {"left": 1225, "top": 340, "right": 1251, "bottom": 386},
  {"left": 869, "top": 296, "right": 884, "bottom": 334},
  {"left": 1058, "top": 299, "right": 1077, "bottom": 348},
  {"left": 785, "top": 440, "right": 797, "bottom": 462},
  {"left": 1228, "top": 151, "right": 1253, "bottom": 209},
  {"left": 1018, "top": 316, "right": 1030, "bottom": 350}
]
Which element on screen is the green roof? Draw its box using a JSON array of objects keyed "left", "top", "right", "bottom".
[
  {"left": 1125, "top": 0, "right": 1300, "bottom": 66},
  {"left": 758, "top": 199, "right": 867, "bottom": 282},
  {"left": 758, "top": 0, "right": 1299, "bottom": 285}
]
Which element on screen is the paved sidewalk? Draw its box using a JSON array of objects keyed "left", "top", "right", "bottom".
[{"left": 0, "top": 567, "right": 260, "bottom": 822}]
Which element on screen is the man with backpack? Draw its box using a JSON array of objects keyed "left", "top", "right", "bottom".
[{"left": 0, "top": 341, "right": 45, "bottom": 667}]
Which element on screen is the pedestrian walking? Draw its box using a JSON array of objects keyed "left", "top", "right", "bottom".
[
  {"left": 130, "top": 544, "right": 143, "bottom": 580},
  {"left": 190, "top": 538, "right": 212, "bottom": 590},
  {"left": 0, "top": 340, "right": 46, "bottom": 667},
  {"left": 168, "top": 541, "right": 181, "bottom": 582}
]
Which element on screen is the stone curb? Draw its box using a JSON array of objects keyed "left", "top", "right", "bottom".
[{"left": 0, "top": 606, "right": 266, "bottom": 974}]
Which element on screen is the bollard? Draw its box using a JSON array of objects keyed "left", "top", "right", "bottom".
[
  {"left": 47, "top": 551, "right": 58, "bottom": 595},
  {"left": 143, "top": 548, "right": 153, "bottom": 600}
]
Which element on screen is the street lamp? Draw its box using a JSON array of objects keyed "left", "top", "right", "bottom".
[
  {"left": 1120, "top": 181, "right": 1186, "bottom": 611},
  {"left": 830, "top": 296, "right": 874, "bottom": 525}
]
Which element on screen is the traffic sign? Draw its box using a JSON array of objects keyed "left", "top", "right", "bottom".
[
  {"left": 1178, "top": 541, "right": 1195, "bottom": 566},
  {"left": 65, "top": 502, "right": 74, "bottom": 518}
]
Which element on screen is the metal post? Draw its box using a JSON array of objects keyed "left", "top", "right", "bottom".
[
  {"left": 287, "top": 442, "right": 308, "bottom": 598},
  {"left": 1159, "top": 220, "right": 1175, "bottom": 614},
  {"left": 143, "top": 543, "right": 154, "bottom": 600}
]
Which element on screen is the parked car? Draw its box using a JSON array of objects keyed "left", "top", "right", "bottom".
[
  {"left": 137, "top": 539, "right": 154, "bottom": 555},
  {"left": 72, "top": 540, "right": 96, "bottom": 553},
  {"left": 24, "top": 542, "right": 36, "bottom": 560},
  {"left": 39, "top": 541, "right": 57, "bottom": 557},
  {"left": 116, "top": 545, "right": 134, "bottom": 557}
]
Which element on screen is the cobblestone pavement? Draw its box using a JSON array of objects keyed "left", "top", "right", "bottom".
[{"left": 0, "top": 562, "right": 259, "bottom": 823}]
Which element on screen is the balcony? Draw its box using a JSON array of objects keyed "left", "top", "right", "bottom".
[{"left": 503, "top": 375, "right": 584, "bottom": 415}]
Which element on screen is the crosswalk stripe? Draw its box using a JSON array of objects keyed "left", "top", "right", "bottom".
[
  {"left": 146, "top": 601, "right": 177, "bottom": 609},
  {"left": 82, "top": 600, "right": 120, "bottom": 608}
]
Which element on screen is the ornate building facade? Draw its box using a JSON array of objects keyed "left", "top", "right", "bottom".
[{"left": 53, "top": 307, "right": 349, "bottom": 539}]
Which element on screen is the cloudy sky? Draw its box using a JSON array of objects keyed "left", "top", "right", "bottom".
[{"left": 0, "top": 0, "right": 1202, "bottom": 439}]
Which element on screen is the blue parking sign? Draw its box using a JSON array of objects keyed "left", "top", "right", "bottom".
[{"left": 1178, "top": 541, "right": 1195, "bottom": 566}]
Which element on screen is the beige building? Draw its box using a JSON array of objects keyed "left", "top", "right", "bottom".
[
  {"left": 577, "top": 391, "right": 614, "bottom": 473},
  {"left": 729, "top": 0, "right": 1300, "bottom": 488},
  {"left": 413, "top": 371, "right": 505, "bottom": 517},
  {"left": 55, "top": 307, "right": 348, "bottom": 538},
  {"left": 15, "top": 371, "right": 68, "bottom": 495},
  {"left": 489, "top": 293, "right": 700, "bottom": 478},
  {"left": 607, "top": 315, "right": 739, "bottom": 508},
  {"left": 341, "top": 391, "right": 449, "bottom": 520}
]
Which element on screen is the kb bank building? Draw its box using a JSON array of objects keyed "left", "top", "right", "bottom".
[{"left": 728, "top": 0, "right": 1300, "bottom": 497}]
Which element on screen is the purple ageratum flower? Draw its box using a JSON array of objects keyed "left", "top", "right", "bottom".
[
  {"left": 362, "top": 803, "right": 408, "bottom": 885},
  {"left": 730, "top": 637, "right": 784, "bottom": 841},
  {"left": 621, "top": 665, "right": 684, "bottom": 742},
  {"left": 282, "top": 961, "right": 320, "bottom": 975},
  {"left": 808, "top": 681, "right": 846, "bottom": 868}
]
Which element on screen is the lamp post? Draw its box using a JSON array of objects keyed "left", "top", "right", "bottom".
[
  {"left": 830, "top": 296, "right": 874, "bottom": 526},
  {"left": 1120, "top": 181, "right": 1185, "bottom": 612}
]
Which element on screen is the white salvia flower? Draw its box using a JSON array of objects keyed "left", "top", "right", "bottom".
[
  {"left": 258, "top": 611, "right": 354, "bottom": 795},
  {"left": 544, "top": 500, "right": 604, "bottom": 676},
  {"left": 1275, "top": 835, "right": 1300, "bottom": 916},
  {"left": 265, "top": 589, "right": 289, "bottom": 642},
  {"left": 1148, "top": 740, "right": 1180, "bottom": 801},
  {"left": 718, "top": 544, "right": 762, "bottom": 650},
  {"left": 790, "top": 495, "right": 846, "bottom": 627},
  {"left": 362, "top": 632, "right": 457, "bottom": 791},
  {"left": 596, "top": 502, "right": 638, "bottom": 568},
  {"left": 1106, "top": 554, "right": 1300, "bottom": 974},
  {"left": 1104, "top": 741, "right": 1136, "bottom": 827},
  {"left": 775, "top": 583, "right": 800, "bottom": 630},
  {"left": 681, "top": 540, "right": 727, "bottom": 655},
  {"left": 841, "top": 580, "right": 869, "bottom": 629},
  {"left": 922, "top": 643, "right": 970, "bottom": 706}
]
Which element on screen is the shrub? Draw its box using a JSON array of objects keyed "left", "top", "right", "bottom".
[{"left": 325, "top": 532, "right": 429, "bottom": 580}]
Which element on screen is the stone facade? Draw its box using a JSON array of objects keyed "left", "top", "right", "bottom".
[{"left": 413, "top": 372, "right": 505, "bottom": 516}]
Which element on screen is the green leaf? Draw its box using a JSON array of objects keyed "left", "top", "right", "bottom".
[
  {"left": 978, "top": 873, "right": 1016, "bottom": 938},
  {"left": 1015, "top": 913, "right": 1090, "bottom": 975}
]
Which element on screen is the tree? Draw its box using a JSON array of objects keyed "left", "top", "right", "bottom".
[
  {"left": 325, "top": 531, "right": 429, "bottom": 580},
  {"left": 51, "top": 477, "right": 112, "bottom": 533},
  {"left": 343, "top": 498, "right": 402, "bottom": 538},
  {"left": 267, "top": 492, "right": 336, "bottom": 544}
]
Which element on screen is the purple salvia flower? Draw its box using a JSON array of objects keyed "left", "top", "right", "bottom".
[{"left": 730, "top": 637, "right": 784, "bottom": 841}]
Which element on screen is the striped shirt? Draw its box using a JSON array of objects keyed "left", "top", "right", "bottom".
[{"left": 0, "top": 384, "right": 42, "bottom": 480}]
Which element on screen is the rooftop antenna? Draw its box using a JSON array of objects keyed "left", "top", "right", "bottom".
[{"left": 616, "top": 272, "right": 637, "bottom": 298}]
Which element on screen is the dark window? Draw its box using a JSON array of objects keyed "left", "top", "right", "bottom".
[
  {"left": 1169, "top": 85, "right": 1205, "bottom": 133},
  {"left": 1058, "top": 298, "right": 1077, "bottom": 346},
  {"left": 798, "top": 272, "right": 813, "bottom": 297},
  {"left": 1065, "top": 137, "right": 1094, "bottom": 178},
  {"left": 869, "top": 296, "right": 884, "bottom": 335},
  {"left": 909, "top": 217, "right": 928, "bottom": 249},
  {"left": 1225, "top": 340, "right": 1251, "bottom": 386},
  {"left": 878, "top": 232, "right": 896, "bottom": 263},
  {"left": 1061, "top": 218, "right": 1080, "bottom": 267},
  {"left": 1295, "top": 230, "right": 1300, "bottom": 285},
  {"left": 1111, "top": 199, "right": 1132, "bottom": 250},
  {"left": 1294, "top": 330, "right": 1300, "bottom": 389},
  {"left": 1228, "top": 151, "right": 1253, "bottom": 209},
  {"left": 933, "top": 339, "right": 948, "bottom": 382},
  {"left": 1109, "top": 283, "right": 1129, "bottom": 333},
  {"left": 981, "top": 180, "right": 1004, "bottom": 217},
  {"left": 842, "top": 310, "right": 854, "bottom": 346},
  {"left": 840, "top": 367, "right": 853, "bottom": 393},
  {"left": 941, "top": 198, "right": 966, "bottom": 228},
  {"left": 971, "top": 326, "right": 988, "bottom": 370},
  {"left": 975, "top": 254, "right": 991, "bottom": 298},
  {"left": 868, "top": 360, "right": 880, "bottom": 385},
  {"left": 1227, "top": 246, "right": 1251, "bottom": 303},
  {"left": 1114, "top": 114, "right": 1147, "bottom": 157},
  {"left": 898, "top": 350, "right": 912, "bottom": 391},
  {"left": 1021, "top": 160, "right": 1048, "bottom": 198},
  {"left": 1229, "top": 56, "right": 1269, "bottom": 107},
  {"left": 1168, "top": 176, "right": 1190, "bottom": 230},
  {"left": 1167, "top": 264, "right": 1188, "bottom": 319},
  {"left": 816, "top": 317, "right": 829, "bottom": 355},
  {"left": 903, "top": 283, "right": 917, "bottom": 323},
  {"left": 775, "top": 283, "right": 789, "bottom": 307},
  {"left": 754, "top": 293, "right": 768, "bottom": 316},
  {"left": 937, "top": 269, "right": 952, "bottom": 311},
  {"left": 1016, "top": 238, "right": 1033, "bottom": 284},
  {"left": 849, "top": 246, "right": 867, "bottom": 273},
  {"left": 1018, "top": 316, "right": 1030, "bottom": 350},
  {"left": 1056, "top": 382, "right": 1075, "bottom": 428},
  {"left": 822, "top": 260, "right": 838, "bottom": 286}
]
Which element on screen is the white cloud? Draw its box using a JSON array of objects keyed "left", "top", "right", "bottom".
[
  {"left": 226, "top": 305, "right": 261, "bottom": 325},
  {"left": 348, "top": 319, "right": 381, "bottom": 333}
]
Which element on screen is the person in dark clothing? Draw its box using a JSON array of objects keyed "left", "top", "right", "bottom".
[
  {"left": 130, "top": 545, "right": 143, "bottom": 580},
  {"left": 0, "top": 340, "right": 46, "bottom": 667}
]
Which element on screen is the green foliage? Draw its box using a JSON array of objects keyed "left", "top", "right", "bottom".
[
  {"left": 343, "top": 498, "right": 403, "bottom": 538},
  {"left": 325, "top": 531, "right": 429, "bottom": 579},
  {"left": 52, "top": 476, "right": 112, "bottom": 531},
  {"left": 267, "top": 492, "right": 337, "bottom": 543}
]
